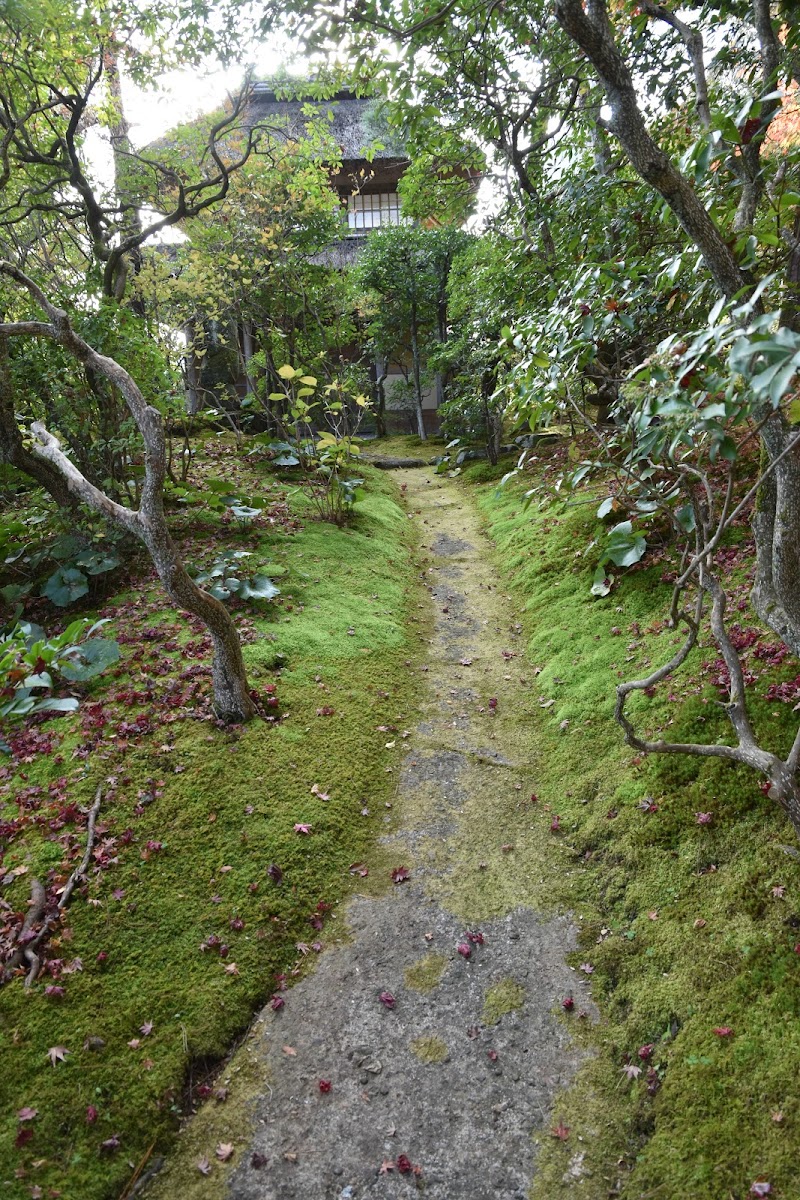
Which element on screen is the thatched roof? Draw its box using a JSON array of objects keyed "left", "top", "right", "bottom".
[
  {"left": 248, "top": 85, "right": 404, "bottom": 166},
  {"left": 308, "top": 234, "right": 368, "bottom": 269}
]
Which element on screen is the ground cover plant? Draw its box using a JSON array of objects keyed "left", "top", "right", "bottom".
[
  {"left": 456, "top": 440, "right": 800, "bottom": 1198},
  {"left": 0, "top": 438, "right": 425, "bottom": 1200}
]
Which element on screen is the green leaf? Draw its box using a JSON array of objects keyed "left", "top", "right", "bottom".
[
  {"left": 0, "top": 582, "right": 32, "bottom": 604},
  {"left": 60, "top": 638, "right": 121, "bottom": 681},
  {"left": 49, "top": 535, "right": 85, "bottom": 561},
  {"left": 277, "top": 364, "right": 297, "bottom": 380},
  {"left": 605, "top": 522, "right": 647, "bottom": 567},
  {"left": 41, "top": 567, "right": 89, "bottom": 607},
  {"left": 230, "top": 505, "right": 262, "bottom": 522},
  {"left": 717, "top": 435, "right": 738, "bottom": 462},
  {"left": 34, "top": 697, "right": 80, "bottom": 714},
  {"left": 675, "top": 504, "right": 697, "bottom": 533},
  {"left": 74, "top": 549, "right": 121, "bottom": 576},
  {"left": 24, "top": 671, "right": 53, "bottom": 690},
  {"left": 590, "top": 564, "right": 613, "bottom": 597},
  {"left": 208, "top": 584, "right": 232, "bottom": 600},
  {"left": 239, "top": 575, "right": 281, "bottom": 601}
]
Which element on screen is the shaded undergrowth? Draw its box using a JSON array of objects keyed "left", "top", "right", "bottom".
[
  {"left": 459, "top": 445, "right": 800, "bottom": 1200},
  {"left": 0, "top": 439, "right": 425, "bottom": 1200}
]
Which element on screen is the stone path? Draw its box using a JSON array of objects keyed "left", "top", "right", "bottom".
[{"left": 149, "top": 469, "right": 593, "bottom": 1200}]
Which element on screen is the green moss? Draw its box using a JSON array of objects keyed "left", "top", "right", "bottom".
[
  {"left": 453, "top": 455, "right": 800, "bottom": 1199},
  {"left": 460, "top": 457, "right": 515, "bottom": 484},
  {"left": 483, "top": 978, "right": 526, "bottom": 1025},
  {"left": 366, "top": 434, "right": 443, "bottom": 460},
  {"left": 404, "top": 954, "right": 448, "bottom": 993},
  {"left": 409, "top": 1035, "right": 449, "bottom": 1063},
  {"left": 0, "top": 455, "right": 427, "bottom": 1200}
]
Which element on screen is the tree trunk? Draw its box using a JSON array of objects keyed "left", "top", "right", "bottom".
[
  {"left": 410, "top": 309, "right": 426, "bottom": 441},
  {"left": 184, "top": 320, "right": 202, "bottom": 415},
  {"left": 752, "top": 413, "right": 800, "bottom": 658},
  {"left": 554, "top": 0, "right": 749, "bottom": 301},
  {"left": 373, "top": 355, "right": 388, "bottom": 438},
  {"left": 482, "top": 371, "right": 500, "bottom": 464},
  {"left": 104, "top": 49, "right": 144, "bottom": 304},
  {"left": 242, "top": 320, "right": 256, "bottom": 398},
  {"left": 554, "top": 0, "right": 800, "bottom": 660},
  {"left": 137, "top": 521, "right": 255, "bottom": 722}
]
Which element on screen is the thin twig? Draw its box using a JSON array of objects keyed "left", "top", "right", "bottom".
[
  {"left": 22, "top": 785, "right": 102, "bottom": 986},
  {"left": 675, "top": 425, "right": 800, "bottom": 590},
  {"left": 118, "top": 1137, "right": 158, "bottom": 1200},
  {"left": 1, "top": 877, "right": 45, "bottom": 983}
]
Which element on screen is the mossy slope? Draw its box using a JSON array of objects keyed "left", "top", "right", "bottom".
[
  {"left": 0, "top": 458, "right": 425, "bottom": 1200},
  {"left": 459, "top": 455, "right": 800, "bottom": 1199}
]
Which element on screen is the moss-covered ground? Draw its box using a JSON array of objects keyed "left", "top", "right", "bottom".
[
  {"left": 5, "top": 428, "right": 800, "bottom": 1199},
  {"left": 454, "top": 441, "right": 800, "bottom": 1199},
  {"left": 0, "top": 436, "right": 426, "bottom": 1200},
  {"left": 361, "top": 433, "right": 444, "bottom": 461}
]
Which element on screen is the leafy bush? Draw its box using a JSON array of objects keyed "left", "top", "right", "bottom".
[
  {"left": 0, "top": 618, "right": 120, "bottom": 750},
  {"left": 265, "top": 366, "right": 372, "bottom": 525},
  {"left": 1, "top": 522, "right": 123, "bottom": 609},
  {"left": 191, "top": 550, "right": 284, "bottom": 604}
]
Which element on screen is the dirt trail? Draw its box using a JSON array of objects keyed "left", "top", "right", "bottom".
[{"left": 150, "top": 469, "right": 592, "bottom": 1200}]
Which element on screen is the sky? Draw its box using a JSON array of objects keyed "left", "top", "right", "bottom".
[{"left": 120, "top": 38, "right": 303, "bottom": 148}]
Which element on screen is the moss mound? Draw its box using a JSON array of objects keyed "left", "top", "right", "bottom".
[
  {"left": 483, "top": 978, "right": 526, "bottom": 1025},
  {"left": 409, "top": 1035, "right": 449, "bottom": 1064}
]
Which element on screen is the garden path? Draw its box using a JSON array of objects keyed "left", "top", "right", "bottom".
[{"left": 150, "top": 467, "right": 593, "bottom": 1200}]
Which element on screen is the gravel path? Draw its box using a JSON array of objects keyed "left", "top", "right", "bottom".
[{"left": 148, "top": 469, "right": 593, "bottom": 1200}]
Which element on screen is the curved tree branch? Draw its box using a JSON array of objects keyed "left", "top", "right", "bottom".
[{"left": 0, "top": 261, "right": 256, "bottom": 722}]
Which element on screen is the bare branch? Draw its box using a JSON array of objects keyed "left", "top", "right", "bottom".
[
  {"left": 22, "top": 786, "right": 104, "bottom": 986},
  {"left": 615, "top": 585, "right": 704, "bottom": 751},
  {"left": 639, "top": 1, "right": 710, "bottom": 128}
]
